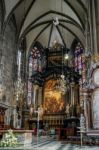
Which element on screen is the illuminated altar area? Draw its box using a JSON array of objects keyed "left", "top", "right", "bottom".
[
  {"left": 25, "top": 40, "right": 82, "bottom": 138},
  {"left": 0, "top": 0, "right": 99, "bottom": 147},
  {"left": 43, "top": 79, "right": 65, "bottom": 114}
]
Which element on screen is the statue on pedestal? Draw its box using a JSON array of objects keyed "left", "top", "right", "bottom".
[
  {"left": 77, "top": 104, "right": 81, "bottom": 117},
  {"left": 80, "top": 113, "right": 85, "bottom": 130},
  {"left": 29, "top": 105, "right": 34, "bottom": 119},
  {"left": 38, "top": 105, "right": 44, "bottom": 120},
  {"left": 65, "top": 104, "right": 70, "bottom": 117}
]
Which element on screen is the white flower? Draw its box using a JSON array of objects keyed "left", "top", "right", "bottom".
[{"left": 0, "top": 129, "right": 18, "bottom": 148}]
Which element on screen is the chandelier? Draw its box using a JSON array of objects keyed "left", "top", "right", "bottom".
[
  {"left": 55, "top": 47, "right": 68, "bottom": 95},
  {"left": 14, "top": 78, "right": 24, "bottom": 101},
  {"left": 53, "top": 0, "right": 69, "bottom": 95},
  {"left": 59, "top": 74, "right": 67, "bottom": 94},
  {"left": 55, "top": 74, "right": 67, "bottom": 95}
]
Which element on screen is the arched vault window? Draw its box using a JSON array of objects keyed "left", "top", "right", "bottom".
[{"left": 27, "top": 41, "right": 46, "bottom": 106}]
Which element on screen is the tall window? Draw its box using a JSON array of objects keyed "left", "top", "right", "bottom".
[
  {"left": 17, "top": 50, "right": 22, "bottom": 78},
  {"left": 74, "top": 43, "right": 86, "bottom": 108},
  {"left": 27, "top": 42, "right": 46, "bottom": 106},
  {"left": 74, "top": 43, "right": 86, "bottom": 85}
]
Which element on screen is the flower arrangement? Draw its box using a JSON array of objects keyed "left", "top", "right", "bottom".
[{"left": 0, "top": 129, "right": 18, "bottom": 147}]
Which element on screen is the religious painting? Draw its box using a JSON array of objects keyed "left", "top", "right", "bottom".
[{"left": 43, "top": 79, "right": 65, "bottom": 113}]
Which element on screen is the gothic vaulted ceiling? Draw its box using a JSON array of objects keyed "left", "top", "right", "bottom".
[{"left": 2, "top": 0, "right": 87, "bottom": 51}]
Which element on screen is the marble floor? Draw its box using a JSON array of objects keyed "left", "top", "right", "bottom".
[{"left": 0, "top": 136, "right": 99, "bottom": 150}]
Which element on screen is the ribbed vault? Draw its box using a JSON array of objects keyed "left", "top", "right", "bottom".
[{"left": 1, "top": 0, "right": 87, "bottom": 50}]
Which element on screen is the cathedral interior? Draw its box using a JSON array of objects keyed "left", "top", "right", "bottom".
[{"left": 0, "top": 0, "right": 99, "bottom": 149}]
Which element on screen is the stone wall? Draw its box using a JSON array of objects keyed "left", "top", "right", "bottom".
[
  {"left": 0, "top": 0, "right": 2, "bottom": 33},
  {"left": 0, "top": 3, "right": 17, "bottom": 125}
]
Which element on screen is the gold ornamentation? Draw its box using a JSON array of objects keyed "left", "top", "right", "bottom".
[{"left": 91, "top": 54, "right": 99, "bottom": 62}]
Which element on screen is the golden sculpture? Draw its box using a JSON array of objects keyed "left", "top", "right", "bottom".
[
  {"left": 29, "top": 105, "right": 34, "bottom": 119},
  {"left": 91, "top": 54, "right": 99, "bottom": 63},
  {"left": 65, "top": 104, "right": 71, "bottom": 117}
]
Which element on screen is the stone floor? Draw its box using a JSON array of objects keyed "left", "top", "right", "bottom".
[{"left": 0, "top": 136, "right": 99, "bottom": 150}]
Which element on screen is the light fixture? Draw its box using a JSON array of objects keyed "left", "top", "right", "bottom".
[
  {"left": 14, "top": 79, "right": 24, "bottom": 101},
  {"left": 14, "top": 0, "right": 26, "bottom": 102},
  {"left": 64, "top": 53, "right": 69, "bottom": 60},
  {"left": 60, "top": 46, "right": 67, "bottom": 94},
  {"left": 54, "top": 46, "right": 67, "bottom": 95},
  {"left": 51, "top": 0, "right": 68, "bottom": 95},
  {"left": 59, "top": 74, "right": 67, "bottom": 94}
]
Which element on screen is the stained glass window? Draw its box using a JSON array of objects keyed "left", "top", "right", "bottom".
[
  {"left": 27, "top": 42, "right": 46, "bottom": 106},
  {"left": 74, "top": 43, "right": 86, "bottom": 85},
  {"left": 74, "top": 43, "right": 86, "bottom": 106}
]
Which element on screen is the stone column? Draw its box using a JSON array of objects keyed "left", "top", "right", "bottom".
[
  {"left": 70, "top": 82, "right": 75, "bottom": 116},
  {"left": 13, "top": 106, "right": 17, "bottom": 128},
  {"left": 71, "top": 82, "right": 75, "bottom": 106},
  {"left": 37, "top": 87, "right": 43, "bottom": 106},
  {"left": 0, "top": 35, "right": 2, "bottom": 76},
  {"left": 33, "top": 85, "right": 38, "bottom": 110},
  {"left": 0, "top": 35, "right": 4, "bottom": 102},
  {"left": 96, "top": 0, "right": 99, "bottom": 51},
  {"left": 88, "top": 0, "right": 93, "bottom": 52},
  {"left": 0, "top": 35, "right": 3, "bottom": 60},
  {"left": 92, "top": 0, "right": 98, "bottom": 54},
  {"left": 0, "top": 48, "right": 2, "bottom": 63},
  {"left": 83, "top": 91, "right": 89, "bottom": 131},
  {"left": 88, "top": 0, "right": 98, "bottom": 54}
]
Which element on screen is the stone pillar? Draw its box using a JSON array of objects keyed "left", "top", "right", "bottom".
[
  {"left": 70, "top": 82, "right": 75, "bottom": 116},
  {"left": 92, "top": 0, "right": 98, "bottom": 54},
  {"left": 13, "top": 106, "right": 17, "bottom": 128},
  {"left": 83, "top": 91, "right": 89, "bottom": 131},
  {"left": 0, "top": 35, "right": 3, "bottom": 74},
  {"left": 95, "top": 0, "right": 99, "bottom": 52},
  {"left": 0, "top": 50, "right": 2, "bottom": 64},
  {"left": 88, "top": 0, "right": 98, "bottom": 54},
  {"left": 37, "top": 87, "right": 43, "bottom": 106},
  {"left": 71, "top": 82, "right": 75, "bottom": 106},
  {"left": 33, "top": 85, "right": 38, "bottom": 110},
  {"left": 0, "top": 35, "right": 2, "bottom": 62},
  {"left": 0, "top": 35, "right": 5, "bottom": 102}
]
